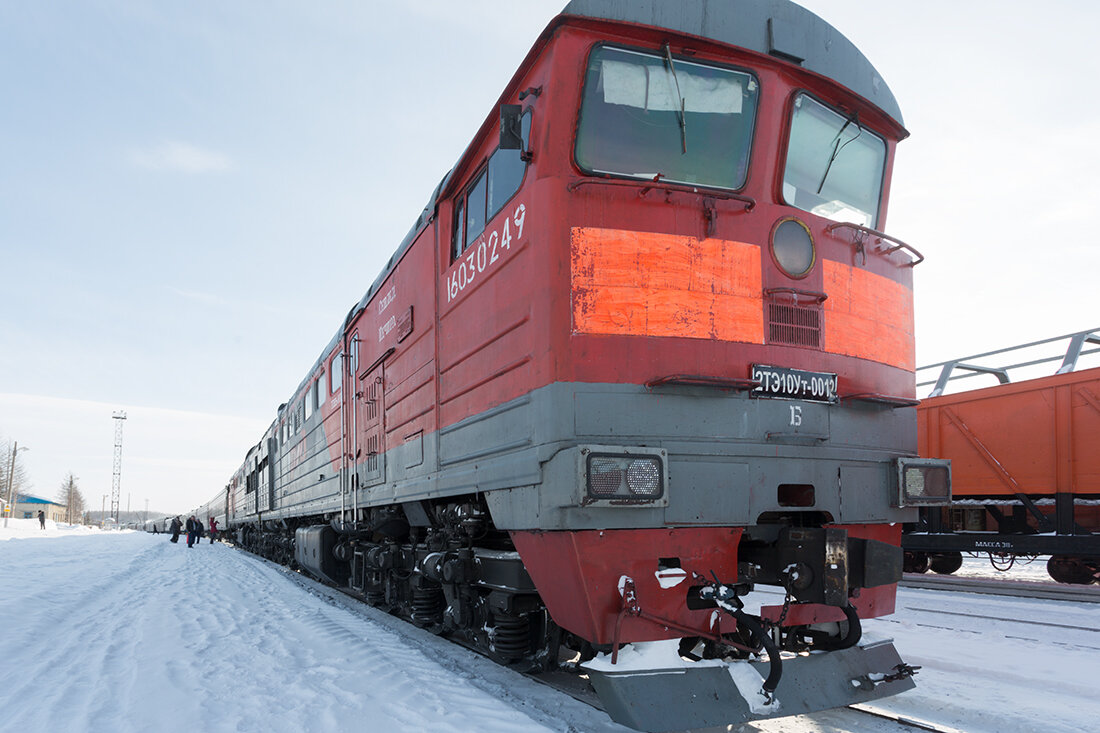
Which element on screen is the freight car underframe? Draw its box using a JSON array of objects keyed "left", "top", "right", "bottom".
[
  {"left": 903, "top": 498, "right": 1100, "bottom": 584},
  {"left": 230, "top": 383, "right": 934, "bottom": 729}
]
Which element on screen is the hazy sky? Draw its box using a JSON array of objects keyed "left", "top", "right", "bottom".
[{"left": 2, "top": 1, "right": 1097, "bottom": 514}]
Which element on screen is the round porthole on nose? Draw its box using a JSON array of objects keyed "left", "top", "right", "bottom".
[{"left": 771, "top": 217, "right": 815, "bottom": 278}]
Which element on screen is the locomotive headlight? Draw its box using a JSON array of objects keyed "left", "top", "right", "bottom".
[
  {"left": 894, "top": 458, "right": 952, "bottom": 507},
  {"left": 589, "top": 458, "right": 625, "bottom": 496},
  {"left": 626, "top": 459, "right": 661, "bottom": 496},
  {"left": 771, "top": 217, "right": 815, "bottom": 278},
  {"left": 582, "top": 448, "right": 667, "bottom": 506}
]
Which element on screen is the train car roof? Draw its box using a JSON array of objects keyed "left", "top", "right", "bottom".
[
  {"left": 561, "top": 0, "right": 903, "bottom": 128},
  {"left": 281, "top": 0, "right": 902, "bottom": 413}
]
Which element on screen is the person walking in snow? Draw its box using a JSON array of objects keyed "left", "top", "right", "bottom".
[
  {"left": 208, "top": 516, "right": 218, "bottom": 544},
  {"left": 186, "top": 515, "right": 198, "bottom": 547},
  {"left": 169, "top": 516, "right": 182, "bottom": 543},
  {"left": 38, "top": 510, "right": 45, "bottom": 529}
]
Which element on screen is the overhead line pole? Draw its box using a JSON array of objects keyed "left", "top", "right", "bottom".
[
  {"left": 111, "top": 411, "right": 126, "bottom": 524},
  {"left": 3, "top": 441, "right": 18, "bottom": 528}
]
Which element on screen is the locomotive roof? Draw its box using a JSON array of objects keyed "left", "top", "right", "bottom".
[
  {"left": 284, "top": 0, "right": 902, "bottom": 415},
  {"left": 562, "top": 0, "right": 903, "bottom": 127}
]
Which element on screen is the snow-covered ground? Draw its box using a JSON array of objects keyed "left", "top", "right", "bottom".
[{"left": 2, "top": 521, "right": 1097, "bottom": 733}]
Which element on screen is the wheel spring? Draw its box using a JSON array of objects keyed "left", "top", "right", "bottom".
[
  {"left": 411, "top": 586, "right": 444, "bottom": 626},
  {"left": 491, "top": 612, "right": 530, "bottom": 659},
  {"left": 364, "top": 587, "right": 386, "bottom": 606}
]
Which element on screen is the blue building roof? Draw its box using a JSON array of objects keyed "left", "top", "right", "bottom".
[{"left": 17, "top": 494, "right": 64, "bottom": 506}]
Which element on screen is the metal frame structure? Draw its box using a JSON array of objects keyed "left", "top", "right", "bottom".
[
  {"left": 919, "top": 328, "right": 1100, "bottom": 397},
  {"left": 111, "top": 411, "right": 126, "bottom": 523}
]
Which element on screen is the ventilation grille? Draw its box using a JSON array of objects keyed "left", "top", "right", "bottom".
[{"left": 768, "top": 302, "right": 821, "bottom": 348}]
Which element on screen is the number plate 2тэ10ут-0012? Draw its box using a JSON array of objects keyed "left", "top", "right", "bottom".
[{"left": 751, "top": 365, "right": 838, "bottom": 403}]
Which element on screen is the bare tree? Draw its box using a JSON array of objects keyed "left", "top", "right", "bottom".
[
  {"left": 57, "top": 473, "right": 85, "bottom": 524},
  {"left": 0, "top": 436, "right": 32, "bottom": 508}
]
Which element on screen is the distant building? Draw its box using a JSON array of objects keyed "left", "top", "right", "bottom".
[{"left": 15, "top": 494, "right": 66, "bottom": 522}]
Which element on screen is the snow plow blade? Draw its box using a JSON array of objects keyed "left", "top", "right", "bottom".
[{"left": 585, "top": 640, "right": 915, "bottom": 732}]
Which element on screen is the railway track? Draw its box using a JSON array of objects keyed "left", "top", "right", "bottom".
[
  {"left": 899, "top": 573, "right": 1100, "bottom": 603},
  {"left": 844, "top": 703, "right": 966, "bottom": 733}
]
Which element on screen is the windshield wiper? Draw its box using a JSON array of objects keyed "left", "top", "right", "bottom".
[
  {"left": 663, "top": 43, "right": 687, "bottom": 154},
  {"left": 816, "top": 110, "right": 862, "bottom": 194}
]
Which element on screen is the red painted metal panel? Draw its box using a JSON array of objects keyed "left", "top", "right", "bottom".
[{"left": 511, "top": 527, "right": 742, "bottom": 644}]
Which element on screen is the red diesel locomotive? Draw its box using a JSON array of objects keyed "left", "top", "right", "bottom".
[{"left": 196, "top": 2, "right": 951, "bottom": 729}]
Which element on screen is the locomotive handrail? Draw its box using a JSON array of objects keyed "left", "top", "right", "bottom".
[
  {"left": 566, "top": 176, "right": 756, "bottom": 210},
  {"left": 840, "top": 392, "right": 921, "bottom": 408},
  {"left": 645, "top": 374, "right": 760, "bottom": 391},
  {"left": 825, "top": 222, "right": 924, "bottom": 267},
  {"left": 764, "top": 287, "right": 828, "bottom": 304},
  {"left": 765, "top": 431, "right": 829, "bottom": 442}
]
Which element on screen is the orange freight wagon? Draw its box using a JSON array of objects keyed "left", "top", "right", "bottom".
[{"left": 907, "top": 330, "right": 1100, "bottom": 584}]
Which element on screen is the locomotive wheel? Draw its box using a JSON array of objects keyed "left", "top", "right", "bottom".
[
  {"left": 1047, "top": 556, "right": 1094, "bottom": 585},
  {"left": 929, "top": 552, "right": 963, "bottom": 575},
  {"left": 903, "top": 551, "right": 930, "bottom": 574}
]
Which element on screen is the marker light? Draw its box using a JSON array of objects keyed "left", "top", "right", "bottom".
[{"left": 894, "top": 458, "right": 952, "bottom": 507}]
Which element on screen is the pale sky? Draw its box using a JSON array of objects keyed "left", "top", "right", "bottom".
[{"left": 2, "top": 1, "right": 1097, "bottom": 514}]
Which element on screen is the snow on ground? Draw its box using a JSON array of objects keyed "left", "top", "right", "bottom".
[
  {"left": 947, "top": 552, "right": 1054, "bottom": 582},
  {"left": 2, "top": 523, "right": 1097, "bottom": 733},
  {"left": 0, "top": 524, "right": 627, "bottom": 733},
  {"left": 738, "top": 565, "right": 1100, "bottom": 733}
]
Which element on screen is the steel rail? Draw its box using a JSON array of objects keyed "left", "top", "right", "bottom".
[{"left": 900, "top": 573, "right": 1100, "bottom": 603}]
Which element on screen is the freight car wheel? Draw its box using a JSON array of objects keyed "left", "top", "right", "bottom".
[
  {"left": 1047, "top": 556, "right": 1095, "bottom": 585},
  {"left": 929, "top": 552, "right": 963, "bottom": 575},
  {"left": 903, "top": 551, "right": 930, "bottom": 574}
]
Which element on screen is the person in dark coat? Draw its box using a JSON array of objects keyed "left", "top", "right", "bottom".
[
  {"left": 186, "top": 515, "right": 198, "bottom": 547},
  {"left": 196, "top": 517, "right": 204, "bottom": 542},
  {"left": 38, "top": 510, "right": 45, "bottom": 529},
  {"left": 170, "top": 516, "right": 182, "bottom": 543}
]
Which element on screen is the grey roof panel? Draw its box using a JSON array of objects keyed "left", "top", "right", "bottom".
[{"left": 562, "top": 0, "right": 903, "bottom": 126}]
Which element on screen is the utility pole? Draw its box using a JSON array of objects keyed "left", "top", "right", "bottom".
[
  {"left": 4, "top": 441, "right": 17, "bottom": 528},
  {"left": 101, "top": 494, "right": 106, "bottom": 525},
  {"left": 4, "top": 441, "right": 28, "bottom": 529},
  {"left": 111, "top": 411, "right": 126, "bottom": 524}
]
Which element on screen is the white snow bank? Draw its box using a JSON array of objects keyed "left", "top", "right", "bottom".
[
  {"left": 0, "top": 531, "right": 629, "bottom": 733},
  {"left": 0, "top": 516, "right": 107, "bottom": 540}
]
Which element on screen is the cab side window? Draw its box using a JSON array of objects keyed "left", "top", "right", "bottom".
[{"left": 453, "top": 111, "right": 531, "bottom": 260}]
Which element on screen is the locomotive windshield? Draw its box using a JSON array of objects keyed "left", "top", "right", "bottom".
[
  {"left": 782, "top": 94, "right": 886, "bottom": 228},
  {"left": 575, "top": 46, "right": 758, "bottom": 190}
]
